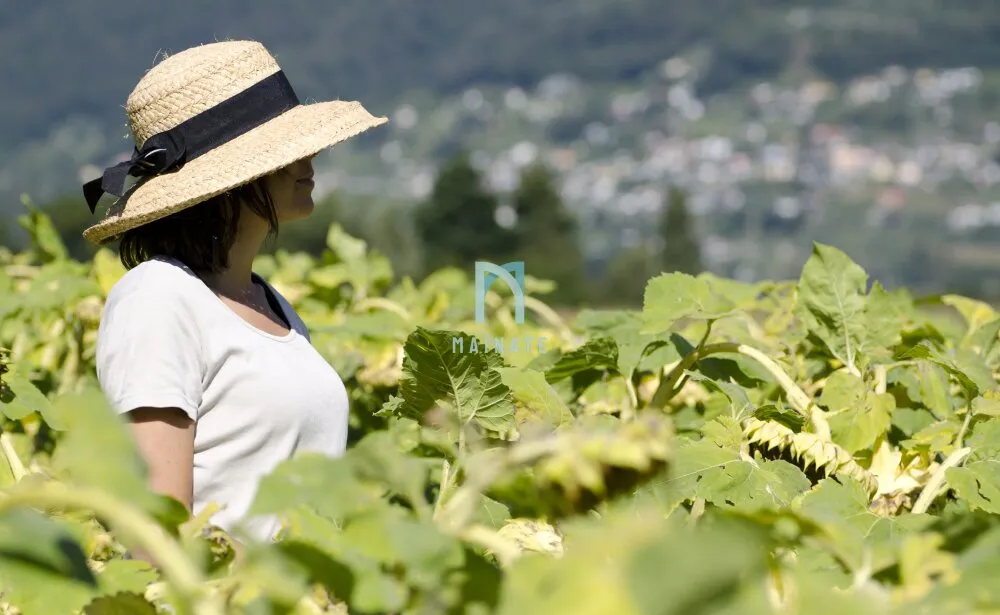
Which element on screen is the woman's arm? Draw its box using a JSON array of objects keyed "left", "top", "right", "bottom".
[
  {"left": 125, "top": 406, "right": 195, "bottom": 565},
  {"left": 128, "top": 406, "right": 195, "bottom": 508},
  {"left": 123, "top": 409, "right": 246, "bottom": 567}
]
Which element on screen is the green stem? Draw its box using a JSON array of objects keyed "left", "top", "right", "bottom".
[
  {"left": 911, "top": 447, "right": 972, "bottom": 515},
  {"left": 649, "top": 322, "right": 713, "bottom": 408},
  {"left": 3, "top": 265, "right": 40, "bottom": 279},
  {"left": 0, "top": 481, "right": 221, "bottom": 615},
  {"left": 622, "top": 375, "right": 639, "bottom": 420},
  {"left": 432, "top": 459, "right": 453, "bottom": 521},
  {"left": 650, "top": 342, "right": 829, "bottom": 438},
  {"left": 458, "top": 524, "right": 522, "bottom": 567},
  {"left": 0, "top": 431, "right": 26, "bottom": 482},
  {"left": 687, "top": 497, "right": 706, "bottom": 526},
  {"left": 145, "top": 579, "right": 227, "bottom": 603},
  {"left": 523, "top": 296, "right": 574, "bottom": 343},
  {"left": 56, "top": 327, "right": 81, "bottom": 396},
  {"left": 874, "top": 365, "right": 887, "bottom": 395},
  {"left": 955, "top": 406, "right": 974, "bottom": 450},
  {"left": 739, "top": 312, "right": 768, "bottom": 343},
  {"left": 697, "top": 320, "right": 714, "bottom": 348},
  {"left": 353, "top": 297, "right": 411, "bottom": 321},
  {"left": 438, "top": 439, "right": 563, "bottom": 530}
]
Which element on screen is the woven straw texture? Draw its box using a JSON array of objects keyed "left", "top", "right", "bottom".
[{"left": 82, "top": 40, "right": 387, "bottom": 245}]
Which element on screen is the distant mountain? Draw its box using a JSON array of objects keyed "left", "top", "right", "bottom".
[{"left": 1, "top": 0, "right": 998, "bottom": 208}]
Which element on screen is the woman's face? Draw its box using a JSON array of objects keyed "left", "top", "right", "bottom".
[{"left": 265, "top": 155, "right": 317, "bottom": 222}]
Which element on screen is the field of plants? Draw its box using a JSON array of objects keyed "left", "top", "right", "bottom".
[{"left": 2, "top": 208, "right": 1000, "bottom": 615}]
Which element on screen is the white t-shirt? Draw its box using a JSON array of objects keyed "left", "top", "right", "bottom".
[{"left": 95, "top": 255, "right": 349, "bottom": 542}]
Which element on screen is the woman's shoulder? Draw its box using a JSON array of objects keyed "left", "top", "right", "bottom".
[
  {"left": 97, "top": 257, "right": 207, "bottom": 345},
  {"left": 105, "top": 256, "right": 202, "bottom": 309}
]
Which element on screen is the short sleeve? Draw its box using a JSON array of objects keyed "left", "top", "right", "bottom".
[{"left": 96, "top": 290, "right": 204, "bottom": 421}]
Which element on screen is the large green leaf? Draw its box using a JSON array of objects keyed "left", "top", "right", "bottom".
[
  {"left": 625, "top": 516, "right": 774, "bottom": 615},
  {"left": 941, "top": 294, "right": 998, "bottom": 333},
  {"left": 224, "top": 542, "right": 313, "bottom": 610},
  {"left": 498, "top": 366, "right": 574, "bottom": 428},
  {"left": 398, "top": 328, "right": 515, "bottom": 434},
  {"left": 348, "top": 431, "right": 433, "bottom": 513},
  {"left": 46, "top": 388, "right": 169, "bottom": 517},
  {"left": 0, "top": 509, "right": 98, "bottom": 615},
  {"left": 497, "top": 507, "right": 653, "bottom": 615},
  {"left": 275, "top": 506, "right": 372, "bottom": 604},
  {"left": 340, "top": 507, "right": 464, "bottom": 592},
  {"left": 971, "top": 394, "right": 1000, "bottom": 418},
  {"left": 575, "top": 310, "right": 679, "bottom": 378},
  {"left": 543, "top": 337, "right": 619, "bottom": 383},
  {"left": 911, "top": 548, "right": 1000, "bottom": 615},
  {"left": 498, "top": 505, "right": 772, "bottom": 615},
  {"left": 18, "top": 207, "right": 68, "bottom": 264},
  {"left": 911, "top": 361, "right": 956, "bottom": 418},
  {"left": 862, "top": 281, "right": 910, "bottom": 355},
  {"left": 942, "top": 418, "right": 1000, "bottom": 514},
  {"left": 693, "top": 273, "right": 762, "bottom": 307},
  {"left": 796, "top": 243, "right": 869, "bottom": 374},
  {"left": 820, "top": 371, "right": 894, "bottom": 453},
  {"left": 641, "top": 272, "right": 737, "bottom": 334},
  {"left": 785, "top": 567, "right": 888, "bottom": 615},
  {"left": 967, "top": 317, "right": 1000, "bottom": 357},
  {"left": 0, "top": 369, "right": 53, "bottom": 423},
  {"left": 890, "top": 408, "right": 937, "bottom": 439},
  {"left": 965, "top": 417, "right": 1000, "bottom": 461},
  {"left": 685, "top": 372, "right": 753, "bottom": 418},
  {"left": 82, "top": 592, "right": 158, "bottom": 615},
  {"left": 945, "top": 462, "right": 1000, "bottom": 515},
  {"left": 651, "top": 418, "right": 810, "bottom": 513},
  {"left": 901, "top": 342, "right": 997, "bottom": 399},
  {"left": 793, "top": 477, "right": 935, "bottom": 573},
  {"left": 94, "top": 560, "right": 158, "bottom": 597},
  {"left": 249, "top": 454, "right": 381, "bottom": 522},
  {"left": 662, "top": 443, "right": 811, "bottom": 513}
]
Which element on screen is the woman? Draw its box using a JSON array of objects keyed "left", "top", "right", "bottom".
[{"left": 80, "top": 40, "right": 387, "bottom": 557}]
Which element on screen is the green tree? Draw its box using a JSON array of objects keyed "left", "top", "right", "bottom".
[
  {"left": 414, "top": 150, "right": 513, "bottom": 273},
  {"left": 659, "top": 187, "right": 702, "bottom": 275},
  {"left": 510, "top": 162, "right": 585, "bottom": 304},
  {"left": 592, "top": 244, "right": 659, "bottom": 308},
  {"left": 271, "top": 192, "right": 424, "bottom": 279}
]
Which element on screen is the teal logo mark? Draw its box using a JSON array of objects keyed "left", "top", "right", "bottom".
[{"left": 474, "top": 261, "right": 525, "bottom": 324}]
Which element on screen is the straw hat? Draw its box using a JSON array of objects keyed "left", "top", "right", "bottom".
[{"left": 81, "top": 40, "right": 387, "bottom": 245}]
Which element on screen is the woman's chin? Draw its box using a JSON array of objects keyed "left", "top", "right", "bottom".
[{"left": 279, "top": 198, "right": 315, "bottom": 223}]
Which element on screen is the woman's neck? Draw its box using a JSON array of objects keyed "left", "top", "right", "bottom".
[{"left": 194, "top": 212, "right": 269, "bottom": 296}]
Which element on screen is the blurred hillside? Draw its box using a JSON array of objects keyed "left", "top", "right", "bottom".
[
  {"left": 4, "top": 0, "right": 1000, "bottom": 302},
  {"left": 2, "top": 0, "right": 1000, "bottom": 195},
  {"left": 4, "top": 1, "right": 997, "bottom": 139}
]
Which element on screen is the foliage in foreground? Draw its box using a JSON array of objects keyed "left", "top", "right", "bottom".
[{"left": 1, "top": 211, "right": 1000, "bottom": 614}]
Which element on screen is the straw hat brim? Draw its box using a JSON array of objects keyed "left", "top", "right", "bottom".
[{"left": 83, "top": 99, "right": 387, "bottom": 245}]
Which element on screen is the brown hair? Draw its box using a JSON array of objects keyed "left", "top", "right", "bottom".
[{"left": 116, "top": 177, "right": 279, "bottom": 272}]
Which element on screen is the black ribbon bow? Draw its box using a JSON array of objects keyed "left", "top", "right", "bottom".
[
  {"left": 83, "top": 131, "right": 186, "bottom": 213},
  {"left": 81, "top": 70, "right": 302, "bottom": 215}
]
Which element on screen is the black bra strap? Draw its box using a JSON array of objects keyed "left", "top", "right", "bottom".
[{"left": 252, "top": 274, "right": 291, "bottom": 329}]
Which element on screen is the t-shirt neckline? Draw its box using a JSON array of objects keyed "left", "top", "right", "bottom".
[{"left": 155, "top": 256, "right": 298, "bottom": 343}]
